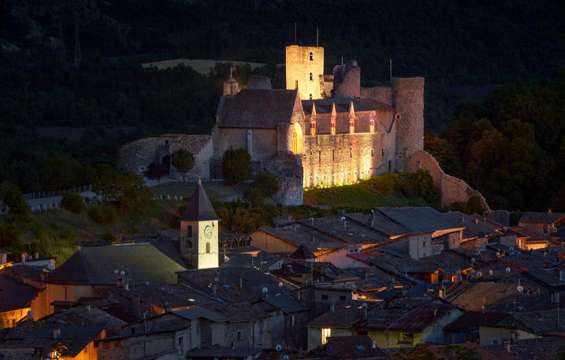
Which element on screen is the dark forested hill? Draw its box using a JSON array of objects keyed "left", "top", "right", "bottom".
[{"left": 1, "top": 0, "right": 564, "bottom": 197}]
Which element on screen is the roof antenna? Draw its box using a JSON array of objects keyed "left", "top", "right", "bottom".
[{"left": 316, "top": 27, "right": 319, "bottom": 47}]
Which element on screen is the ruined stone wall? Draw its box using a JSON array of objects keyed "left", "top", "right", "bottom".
[
  {"left": 118, "top": 134, "right": 212, "bottom": 179},
  {"left": 392, "top": 77, "right": 425, "bottom": 171},
  {"left": 406, "top": 150, "right": 490, "bottom": 211}
]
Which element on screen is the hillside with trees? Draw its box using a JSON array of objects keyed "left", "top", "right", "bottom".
[{"left": 1, "top": 0, "right": 564, "bottom": 208}]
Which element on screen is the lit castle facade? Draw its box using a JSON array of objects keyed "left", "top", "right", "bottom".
[{"left": 213, "top": 43, "right": 424, "bottom": 204}]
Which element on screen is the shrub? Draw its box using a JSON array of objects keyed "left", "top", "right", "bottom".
[
  {"left": 222, "top": 148, "right": 252, "bottom": 184},
  {"left": 246, "top": 188, "right": 264, "bottom": 208},
  {"left": 87, "top": 203, "right": 118, "bottom": 225},
  {"left": 61, "top": 193, "right": 86, "bottom": 214},
  {"left": 253, "top": 172, "right": 279, "bottom": 197},
  {"left": 395, "top": 170, "right": 440, "bottom": 207},
  {"left": 171, "top": 149, "right": 195, "bottom": 179}
]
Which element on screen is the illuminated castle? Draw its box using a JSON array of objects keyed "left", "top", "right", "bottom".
[{"left": 212, "top": 43, "right": 424, "bottom": 205}]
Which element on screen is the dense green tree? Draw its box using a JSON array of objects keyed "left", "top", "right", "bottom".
[
  {"left": 93, "top": 166, "right": 152, "bottom": 214},
  {"left": 171, "top": 149, "right": 195, "bottom": 181},
  {"left": 222, "top": 149, "right": 252, "bottom": 185},
  {"left": 253, "top": 172, "right": 279, "bottom": 197},
  {"left": 60, "top": 192, "right": 86, "bottom": 214}
]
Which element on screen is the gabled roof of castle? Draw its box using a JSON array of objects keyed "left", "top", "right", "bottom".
[
  {"left": 217, "top": 89, "right": 298, "bottom": 129},
  {"left": 181, "top": 179, "right": 218, "bottom": 221}
]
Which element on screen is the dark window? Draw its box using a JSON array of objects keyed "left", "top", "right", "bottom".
[
  {"left": 309, "top": 52, "right": 313, "bottom": 61},
  {"left": 309, "top": 93, "right": 313, "bottom": 100},
  {"left": 206, "top": 242, "right": 211, "bottom": 254},
  {"left": 187, "top": 225, "right": 193, "bottom": 238},
  {"left": 321, "top": 294, "right": 329, "bottom": 301},
  {"left": 237, "top": 331, "right": 242, "bottom": 341},
  {"left": 381, "top": 148, "right": 384, "bottom": 157},
  {"left": 309, "top": 72, "right": 313, "bottom": 81},
  {"left": 339, "top": 295, "right": 347, "bottom": 302},
  {"left": 178, "top": 336, "right": 184, "bottom": 346},
  {"left": 371, "top": 149, "right": 374, "bottom": 157}
]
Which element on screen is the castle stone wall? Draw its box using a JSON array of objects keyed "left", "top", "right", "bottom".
[
  {"left": 392, "top": 77, "right": 425, "bottom": 171},
  {"left": 212, "top": 127, "right": 278, "bottom": 163},
  {"left": 303, "top": 132, "right": 391, "bottom": 188},
  {"left": 361, "top": 86, "right": 393, "bottom": 105},
  {"left": 406, "top": 150, "right": 490, "bottom": 211}
]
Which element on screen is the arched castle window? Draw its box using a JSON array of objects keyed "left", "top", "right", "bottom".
[
  {"left": 309, "top": 52, "right": 313, "bottom": 61},
  {"left": 289, "top": 123, "right": 304, "bottom": 155}
]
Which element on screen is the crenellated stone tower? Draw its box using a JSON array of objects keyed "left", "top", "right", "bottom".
[{"left": 285, "top": 45, "right": 324, "bottom": 100}]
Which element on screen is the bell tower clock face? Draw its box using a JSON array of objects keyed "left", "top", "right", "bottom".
[{"left": 204, "top": 225, "right": 213, "bottom": 239}]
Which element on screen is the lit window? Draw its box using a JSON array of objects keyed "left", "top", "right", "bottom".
[{"left": 321, "top": 328, "right": 331, "bottom": 344}]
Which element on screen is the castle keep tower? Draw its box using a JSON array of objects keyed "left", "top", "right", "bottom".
[
  {"left": 179, "top": 179, "right": 219, "bottom": 269},
  {"left": 392, "top": 77, "right": 425, "bottom": 171},
  {"left": 285, "top": 45, "right": 324, "bottom": 100}
]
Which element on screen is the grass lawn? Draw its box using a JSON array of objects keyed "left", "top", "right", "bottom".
[{"left": 304, "top": 178, "right": 429, "bottom": 210}]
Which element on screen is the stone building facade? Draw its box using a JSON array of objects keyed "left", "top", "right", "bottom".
[{"left": 119, "top": 44, "right": 441, "bottom": 206}]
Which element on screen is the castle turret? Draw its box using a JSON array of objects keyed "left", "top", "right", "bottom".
[
  {"left": 285, "top": 45, "right": 324, "bottom": 100},
  {"left": 333, "top": 60, "right": 361, "bottom": 99},
  {"left": 223, "top": 67, "right": 240, "bottom": 96},
  {"left": 392, "top": 77, "right": 425, "bottom": 171}
]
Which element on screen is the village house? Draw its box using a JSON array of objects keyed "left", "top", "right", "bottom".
[{"left": 31, "top": 243, "right": 187, "bottom": 320}]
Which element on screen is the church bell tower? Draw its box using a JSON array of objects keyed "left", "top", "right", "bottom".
[{"left": 179, "top": 178, "right": 220, "bottom": 269}]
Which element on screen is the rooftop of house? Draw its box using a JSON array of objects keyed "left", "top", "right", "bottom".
[
  {"left": 305, "top": 335, "right": 388, "bottom": 359},
  {"left": 256, "top": 223, "right": 343, "bottom": 252},
  {"left": 0, "top": 272, "right": 39, "bottom": 313},
  {"left": 48, "top": 243, "right": 186, "bottom": 286},
  {"left": 308, "top": 303, "right": 372, "bottom": 328},
  {"left": 177, "top": 266, "right": 306, "bottom": 314},
  {"left": 348, "top": 207, "right": 463, "bottom": 238},
  {"left": 444, "top": 211, "right": 504, "bottom": 239},
  {"left": 297, "top": 215, "right": 390, "bottom": 245},
  {"left": 186, "top": 345, "right": 263, "bottom": 359},
  {"left": 519, "top": 211, "right": 565, "bottom": 225},
  {"left": 0, "top": 306, "right": 120, "bottom": 357}
]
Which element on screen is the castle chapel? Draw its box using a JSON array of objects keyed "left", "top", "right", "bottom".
[{"left": 212, "top": 44, "right": 425, "bottom": 205}]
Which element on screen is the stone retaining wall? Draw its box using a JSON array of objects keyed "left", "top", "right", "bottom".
[{"left": 406, "top": 150, "right": 490, "bottom": 211}]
